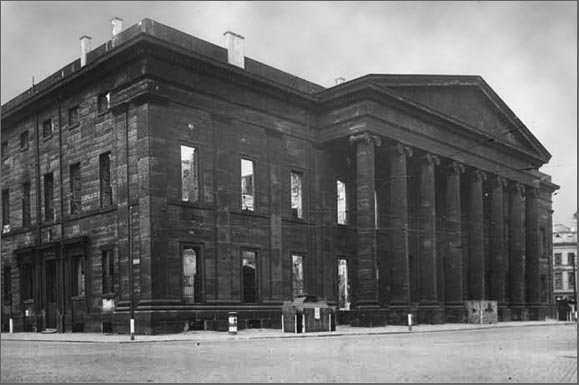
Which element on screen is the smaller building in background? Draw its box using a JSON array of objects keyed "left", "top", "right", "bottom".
[{"left": 553, "top": 222, "right": 577, "bottom": 320}]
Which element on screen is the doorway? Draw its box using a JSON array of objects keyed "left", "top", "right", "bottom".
[{"left": 43, "top": 259, "right": 57, "bottom": 330}]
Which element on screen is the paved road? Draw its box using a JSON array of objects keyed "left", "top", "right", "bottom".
[{"left": 1, "top": 324, "right": 576, "bottom": 383}]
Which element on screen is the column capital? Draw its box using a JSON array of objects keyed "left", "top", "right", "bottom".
[
  {"left": 349, "top": 132, "right": 382, "bottom": 147},
  {"left": 469, "top": 169, "right": 487, "bottom": 183},
  {"left": 525, "top": 186, "right": 539, "bottom": 198},
  {"left": 420, "top": 152, "right": 440, "bottom": 166},
  {"left": 508, "top": 182, "right": 525, "bottom": 196},
  {"left": 447, "top": 161, "right": 465, "bottom": 175},
  {"left": 489, "top": 175, "right": 507, "bottom": 189},
  {"left": 391, "top": 142, "right": 413, "bottom": 157}
]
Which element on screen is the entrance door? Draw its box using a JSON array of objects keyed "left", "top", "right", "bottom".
[{"left": 43, "top": 259, "right": 57, "bottom": 329}]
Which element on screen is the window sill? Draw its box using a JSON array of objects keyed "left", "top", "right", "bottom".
[
  {"left": 68, "top": 123, "right": 80, "bottom": 130},
  {"left": 42, "top": 135, "right": 52, "bottom": 142}
]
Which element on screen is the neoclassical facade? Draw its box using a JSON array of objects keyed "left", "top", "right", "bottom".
[{"left": 1, "top": 19, "right": 557, "bottom": 334}]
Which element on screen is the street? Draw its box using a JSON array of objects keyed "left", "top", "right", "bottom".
[{"left": 1, "top": 324, "right": 576, "bottom": 383}]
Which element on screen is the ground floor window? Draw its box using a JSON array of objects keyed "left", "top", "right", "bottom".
[
  {"left": 292, "top": 254, "right": 305, "bottom": 298},
  {"left": 183, "top": 246, "right": 202, "bottom": 303},
  {"left": 338, "top": 258, "right": 350, "bottom": 310},
  {"left": 242, "top": 250, "right": 258, "bottom": 303},
  {"left": 20, "top": 263, "right": 34, "bottom": 301},
  {"left": 71, "top": 257, "right": 85, "bottom": 297}
]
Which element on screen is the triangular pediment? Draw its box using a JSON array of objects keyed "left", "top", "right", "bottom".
[{"left": 360, "top": 75, "right": 551, "bottom": 163}]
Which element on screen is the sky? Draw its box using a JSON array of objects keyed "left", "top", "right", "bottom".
[{"left": 1, "top": 1, "right": 577, "bottom": 227}]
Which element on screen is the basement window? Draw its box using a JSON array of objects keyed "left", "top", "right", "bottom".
[
  {"left": 337, "top": 180, "right": 348, "bottom": 225},
  {"left": 181, "top": 146, "right": 199, "bottom": 203},
  {"left": 241, "top": 158, "right": 255, "bottom": 211}
]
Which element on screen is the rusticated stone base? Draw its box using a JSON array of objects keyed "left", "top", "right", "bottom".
[
  {"left": 498, "top": 306, "right": 512, "bottom": 322},
  {"left": 416, "top": 305, "right": 445, "bottom": 324},
  {"left": 510, "top": 306, "right": 529, "bottom": 321},
  {"left": 445, "top": 305, "right": 467, "bottom": 323},
  {"left": 348, "top": 309, "right": 389, "bottom": 327}
]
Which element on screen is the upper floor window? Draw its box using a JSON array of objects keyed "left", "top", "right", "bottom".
[
  {"left": 22, "top": 182, "right": 31, "bottom": 227},
  {"left": 20, "top": 131, "right": 29, "bottom": 150},
  {"left": 337, "top": 180, "right": 348, "bottom": 225},
  {"left": 554, "top": 253, "right": 562, "bottom": 266},
  {"left": 42, "top": 118, "right": 52, "bottom": 139},
  {"left": 1, "top": 141, "right": 8, "bottom": 159},
  {"left": 290, "top": 171, "right": 303, "bottom": 219},
  {"left": 568, "top": 272, "right": 575, "bottom": 290},
  {"left": 241, "top": 158, "right": 255, "bottom": 211},
  {"left": 554, "top": 272, "right": 563, "bottom": 290},
  {"left": 2, "top": 189, "right": 9, "bottom": 226},
  {"left": 98, "top": 92, "right": 111, "bottom": 113},
  {"left": 181, "top": 146, "right": 199, "bottom": 203},
  {"left": 68, "top": 105, "right": 79, "bottom": 126},
  {"left": 44, "top": 172, "right": 54, "bottom": 222},
  {"left": 3, "top": 265, "right": 11, "bottom": 305},
  {"left": 100, "top": 152, "right": 112, "bottom": 208},
  {"left": 568, "top": 252, "right": 575, "bottom": 266},
  {"left": 69, "top": 163, "right": 81, "bottom": 215}
]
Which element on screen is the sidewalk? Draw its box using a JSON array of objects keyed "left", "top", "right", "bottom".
[{"left": 1, "top": 320, "right": 575, "bottom": 344}]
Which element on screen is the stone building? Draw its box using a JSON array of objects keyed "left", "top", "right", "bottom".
[
  {"left": 552, "top": 222, "right": 576, "bottom": 319},
  {"left": 1, "top": 18, "right": 558, "bottom": 334}
]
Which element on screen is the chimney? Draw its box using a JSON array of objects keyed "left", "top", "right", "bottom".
[
  {"left": 223, "top": 31, "right": 245, "bottom": 69},
  {"left": 335, "top": 77, "right": 345, "bottom": 85},
  {"left": 111, "top": 17, "right": 123, "bottom": 37},
  {"left": 80, "top": 35, "right": 92, "bottom": 67}
]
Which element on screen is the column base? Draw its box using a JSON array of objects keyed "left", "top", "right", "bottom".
[
  {"left": 417, "top": 303, "right": 445, "bottom": 324},
  {"left": 348, "top": 309, "right": 389, "bottom": 327},
  {"left": 387, "top": 305, "right": 416, "bottom": 326},
  {"left": 510, "top": 305, "right": 529, "bottom": 321},
  {"left": 444, "top": 303, "right": 467, "bottom": 323}
]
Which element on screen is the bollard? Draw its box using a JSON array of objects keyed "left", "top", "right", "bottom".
[
  {"left": 407, "top": 313, "right": 412, "bottom": 331},
  {"left": 9, "top": 318, "right": 13, "bottom": 334},
  {"left": 228, "top": 312, "right": 238, "bottom": 335},
  {"left": 130, "top": 318, "right": 135, "bottom": 341}
]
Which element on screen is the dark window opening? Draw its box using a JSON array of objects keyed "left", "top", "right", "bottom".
[
  {"left": 44, "top": 173, "right": 54, "bottom": 222},
  {"left": 101, "top": 249, "right": 115, "bottom": 295},
  {"left": 3, "top": 266, "right": 11, "bottom": 304},
  {"left": 20, "top": 131, "right": 29, "bottom": 150},
  {"left": 242, "top": 250, "right": 257, "bottom": 303},
  {"left": 70, "top": 163, "right": 81, "bottom": 215},
  {"left": 68, "top": 105, "right": 79, "bottom": 126},
  {"left": 21, "top": 264, "right": 33, "bottom": 301},
  {"left": 183, "top": 246, "right": 202, "bottom": 303},
  {"left": 98, "top": 92, "right": 111, "bottom": 113},
  {"left": 568, "top": 252, "right": 576, "bottom": 267},
  {"left": 42, "top": 119, "right": 52, "bottom": 139},
  {"left": 2, "top": 189, "right": 9, "bottom": 226},
  {"left": 99, "top": 153, "right": 112, "bottom": 208},
  {"left": 22, "top": 182, "right": 31, "bottom": 227},
  {"left": 71, "top": 257, "right": 85, "bottom": 297}
]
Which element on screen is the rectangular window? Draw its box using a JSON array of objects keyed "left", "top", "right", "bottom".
[
  {"left": 42, "top": 118, "right": 52, "bottom": 139},
  {"left": 338, "top": 258, "right": 350, "bottom": 310},
  {"left": 99, "top": 152, "right": 112, "bottom": 208},
  {"left": 70, "top": 163, "right": 81, "bottom": 215},
  {"left": 290, "top": 171, "right": 303, "bottom": 219},
  {"left": 21, "top": 264, "right": 34, "bottom": 301},
  {"left": 554, "top": 272, "right": 563, "bottom": 290},
  {"left": 101, "top": 249, "right": 115, "bottom": 295},
  {"left": 242, "top": 250, "right": 258, "bottom": 303},
  {"left": 568, "top": 252, "right": 575, "bottom": 266},
  {"left": 180, "top": 146, "right": 199, "bottom": 203},
  {"left": 337, "top": 180, "right": 348, "bottom": 225},
  {"left": 554, "top": 253, "right": 562, "bottom": 265},
  {"left": 22, "top": 182, "right": 31, "bottom": 227},
  {"left": 98, "top": 92, "right": 111, "bottom": 113},
  {"left": 291, "top": 254, "right": 305, "bottom": 298},
  {"left": 1, "top": 141, "right": 8, "bottom": 159},
  {"left": 71, "top": 256, "right": 85, "bottom": 297},
  {"left": 20, "top": 131, "right": 29, "bottom": 150},
  {"left": 3, "top": 265, "right": 11, "bottom": 304},
  {"left": 68, "top": 105, "right": 79, "bottom": 126},
  {"left": 2, "top": 189, "right": 9, "bottom": 226},
  {"left": 241, "top": 159, "right": 255, "bottom": 211},
  {"left": 568, "top": 272, "right": 575, "bottom": 290},
  {"left": 183, "top": 246, "right": 202, "bottom": 303},
  {"left": 44, "top": 173, "right": 54, "bottom": 222}
]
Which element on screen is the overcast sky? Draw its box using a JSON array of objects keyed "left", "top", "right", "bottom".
[{"left": 1, "top": 1, "right": 576, "bottom": 227}]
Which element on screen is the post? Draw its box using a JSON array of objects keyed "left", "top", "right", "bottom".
[
  {"left": 228, "top": 312, "right": 238, "bottom": 335},
  {"left": 9, "top": 318, "right": 13, "bottom": 334},
  {"left": 407, "top": 312, "right": 412, "bottom": 331}
]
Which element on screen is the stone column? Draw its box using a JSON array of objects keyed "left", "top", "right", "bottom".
[
  {"left": 525, "top": 187, "right": 540, "bottom": 316},
  {"left": 489, "top": 176, "right": 507, "bottom": 304},
  {"left": 468, "top": 170, "right": 486, "bottom": 300},
  {"left": 508, "top": 183, "right": 526, "bottom": 308},
  {"left": 418, "top": 153, "right": 439, "bottom": 304},
  {"left": 443, "top": 162, "right": 464, "bottom": 305},
  {"left": 350, "top": 132, "right": 381, "bottom": 308},
  {"left": 388, "top": 143, "right": 412, "bottom": 305}
]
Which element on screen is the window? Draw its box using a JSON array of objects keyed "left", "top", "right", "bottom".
[
  {"left": 44, "top": 173, "right": 54, "bottom": 222},
  {"left": 2, "top": 189, "right": 9, "bottom": 226},
  {"left": 21, "top": 264, "right": 34, "bottom": 301},
  {"left": 1, "top": 142, "right": 7, "bottom": 159},
  {"left": 180, "top": 146, "right": 199, "bottom": 203},
  {"left": 568, "top": 252, "right": 575, "bottom": 266},
  {"left": 290, "top": 171, "right": 303, "bottom": 219},
  {"left": 99, "top": 153, "right": 112, "bottom": 208},
  {"left": 338, "top": 258, "right": 350, "bottom": 310},
  {"left": 70, "top": 163, "right": 81, "bottom": 215},
  {"left": 183, "top": 246, "right": 202, "bottom": 303},
  {"left": 3, "top": 266, "right": 11, "bottom": 304},
  {"left": 42, "top": 119, "right": 52, "bottom": 139},
  {"left": 20, "top": 131, "right": 29, "bottom": 150},
  {"left": 98, "top": 92, "right": 111, "bottom": 113},
  {"left": 568, "top": 272, "right": 575, "bottom": 290},
  {"left": 337, "top": 180, "right": 348, "bottom": 225},
  {"left": 554, "top": 253, "right": 562, "bottom": 265},
  {"left": 71, "top": 256, "right": 85, "bottom": 297},
  {"left": 22, "top": 182, "right": 31, "bottom": 227},
  {"left": 291, "top": 254, "right": 305, "bottom": 298},
  {"left": 554, "top": 272, "right": 563, "bottom": 290},
  {"left": 68, "top": 105, "right": 79, "bottom": 126},
  {"left": 241, "top": 159, "right": 255, "bottom": 211},
  {"left": 242, "top": 250, "right": 258, "bottom": 303},
  {"left": 101, "top": 249, "right": 115, "bottom": 295}
]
